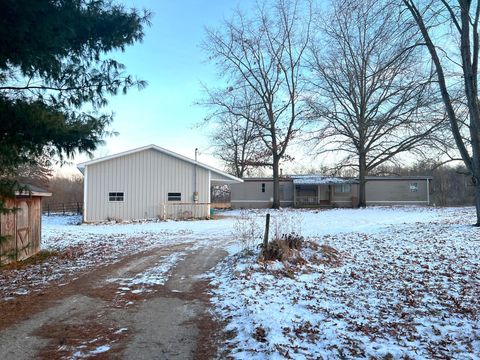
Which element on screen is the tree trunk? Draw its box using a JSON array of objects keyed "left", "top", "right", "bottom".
[
  {"left": 272, "top": 156, "right": 280, "bottom": 209},
  {"left": 471, "top": 131, "right": 480, "bottom": 226},
  {"left": 470, "top": 134, "right": 480, "bottom": 225},
  {"left": 358, "top": 154, "right": 367, "bottom": 208},
  {"left": 474, "top": 182, "right": 480, "bottom": 226}
]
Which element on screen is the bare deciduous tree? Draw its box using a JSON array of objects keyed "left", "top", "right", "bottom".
[
  {"left": 308, "top": 0, "right": 444, "bottom": 207},
  {"left": 202, "top": 0, "right": 311, "bottom": 208},
  {"left": 44, "top": 174, "right": 83, "bottom": 206},
  {"left": 15, "top": 154, "right": 53, "bottom": 188},
  {"left": 403, "top": 0, "right": 480, "bottom": 225},
  {"left": 202, "top": 87, "right": 270, "bottom": 178}
]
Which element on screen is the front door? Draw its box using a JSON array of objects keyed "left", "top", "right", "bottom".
[{"left": 319, "top": 186, "right": 330, "bottom": 204}]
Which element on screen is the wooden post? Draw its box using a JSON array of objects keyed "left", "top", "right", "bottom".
[
  {"left": 47, "top": 204, "right": 50, "bottom": 216},
  {"left": 263, "top": 213, "right": 270, "bottom": 254}
]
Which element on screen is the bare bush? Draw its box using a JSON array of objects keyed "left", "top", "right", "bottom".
[
  {"left": 271, "top": 210, "right": 304, "bottom": 241},
  {"left": 232, "top": 210, "right": 262, "bottom": 252}
]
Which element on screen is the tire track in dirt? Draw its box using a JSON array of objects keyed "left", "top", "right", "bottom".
[{"left": 0, "top": 242, "right": 227, "bottom": 360}]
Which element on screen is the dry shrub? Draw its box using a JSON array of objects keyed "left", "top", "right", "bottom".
[
  {"left": 262, "top": 239, "right": 291, "bottom": 262},
  {"left": 261, "top": 233, "right": 304, "bottom": 262},
  {"left": 282, "top": 233, "right": 303, "bottom": 250}
]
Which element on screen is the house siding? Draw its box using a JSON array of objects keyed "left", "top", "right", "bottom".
[
  {"left": 332, "top": 184, "right": 359, "bottom": 207},
  {"left": 365, "top": 179, "right": 429, "bottom": 205},
  {"left": 230, "top": 180, "right": 294, "bottom": 208},
  {"left": 230, "top": 177, "right": 430, "bottom": 208},
  {"left": 84, "top": 148, "right": 211, "bottom": 222}
]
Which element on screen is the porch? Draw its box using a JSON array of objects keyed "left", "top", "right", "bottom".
[
  {"left": 294, "top": 184, "right": 334, "bottom": 207},
  {"left": 292, "top": 175, "right": 358, "bottom": 208}
]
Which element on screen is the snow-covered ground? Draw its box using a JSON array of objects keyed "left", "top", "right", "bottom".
[
  {"left": 209, "top": 207, "right": 480, "bottom": 359},
  {"left": 1, "top": 206, "right": 479, "bottom": 358},
  {"left": 0, "top": 213, "right": 239, "bottom": 299}
]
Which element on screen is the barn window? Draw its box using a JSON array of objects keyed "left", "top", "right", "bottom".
[
  {"left": 261, "top": 183, "right": 266, "bottom": 193},
  {"left": 335, "top": 184, "right": 351, "bottom": 193},
  {"left": 410, "top": 182, "right": 418, "bottom": 192},
  {"left": 168, "top": 192, "right": 181, "bottom": 201},
  {"left": 108, "top": 192, "right": 124, "bottom": 201}
]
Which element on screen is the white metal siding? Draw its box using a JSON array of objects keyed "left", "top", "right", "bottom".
[{"left": 84, "top": 149, "right": 210, "bottom": 221}]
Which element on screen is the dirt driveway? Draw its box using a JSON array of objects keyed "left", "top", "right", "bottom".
[{"left": 0, "top": 244, "right": 227, "bottom": 359}]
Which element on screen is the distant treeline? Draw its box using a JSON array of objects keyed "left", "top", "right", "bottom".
[{"left": 43, "top": 175, "right": 83, "bottom": 208}]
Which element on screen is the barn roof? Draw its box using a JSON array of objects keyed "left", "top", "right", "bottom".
[{"left": 76, "top": 144, "right": 243, "bottom": 184}]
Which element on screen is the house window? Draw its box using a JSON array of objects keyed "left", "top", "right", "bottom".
[
  {"left": 261, "top": 183, "right": 266, "bottom": 193},
  {"left": 410, "top": 182, "right": 418, "bottom": 192},
  {"left": 335, "top": 184, "right": 351, "bottom": 193},
  {"left": 168, "top": 192, "right": 181, "bottom": 201},
  {"left": 109, "top": 192, "right": 124, "bottom": 202}
]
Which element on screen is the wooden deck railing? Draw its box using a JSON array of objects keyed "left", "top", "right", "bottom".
[
  {"left": 160, "top": 202, "right": 211, "bottom": 220},
  {"left": 295, "top": 196, "right": 319, "bottom": 206}
]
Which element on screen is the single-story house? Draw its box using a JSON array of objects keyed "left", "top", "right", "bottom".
[
  {"left": 77, "top": 144, "right": 242, "bottom": 222},
  {"left": 229, "top": 177, "right": 295, "bottom": 208},
  {"left": 0, "top": 184, "right": 52, "bottom": 265},
  {"left": 230, "top": 175, "right": 432, "bottom": 208}
]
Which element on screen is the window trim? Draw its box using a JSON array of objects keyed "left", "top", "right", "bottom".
[
  {"left": 168, "top": 192, "right": 182, "bottom": 201},
  {"left": 108, "top": 191, "right": 124, "bottom": 202}
]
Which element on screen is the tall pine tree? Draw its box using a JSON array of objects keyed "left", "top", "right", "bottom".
[{"left": 0, "top": 0, "right": 150, "bottom": 202}]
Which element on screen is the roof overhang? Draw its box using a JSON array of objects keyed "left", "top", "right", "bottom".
[
  {"left": 15, "top": 184, "right": 52, "bottom": 197},
  {"left": 292, "top": 175, "right": 358, "bottom": 185},
  {"left": 364, "top": 176, "right": 433, "bottom": 181},
  {"left": 15, "top": 191, "right": 52, "bottom": 197}
]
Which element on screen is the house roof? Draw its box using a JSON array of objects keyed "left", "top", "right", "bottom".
[
  {"left": 76, "top": 144, "right": 243, "bottom": 184},
  {"left": 240, "top": 175, "right": 433, "bottom": 184},
  {"left": 292, "top": 175, "right": 358, "bottom": 185},
  {"left": 365, "top": 176, "right": 433, "bottom": 181},
  {"left": 241, "top": 177, "right": 293, "bottom": 182},
  {"left": 15, "top": 183, "right": 52, "bottom": 197}
]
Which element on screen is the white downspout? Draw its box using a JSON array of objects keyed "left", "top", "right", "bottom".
[
  {"left": 83, "top": 166, "right": 88, "bottom": 222},
  {"left": 207, "top": 170, "right": 211, "bottom": 218}
]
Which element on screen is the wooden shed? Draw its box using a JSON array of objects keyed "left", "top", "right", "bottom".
[{"left": 0, "top": 185, "right": 51, "bottom": 265}]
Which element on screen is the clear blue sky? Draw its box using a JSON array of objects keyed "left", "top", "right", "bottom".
[{"left": 66, "top": 0, "right": 254, "bottom": 174}]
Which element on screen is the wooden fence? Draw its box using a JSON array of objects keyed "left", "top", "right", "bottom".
[{"left": 43, "top": 202, "right": 83, "bottom": 215}]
